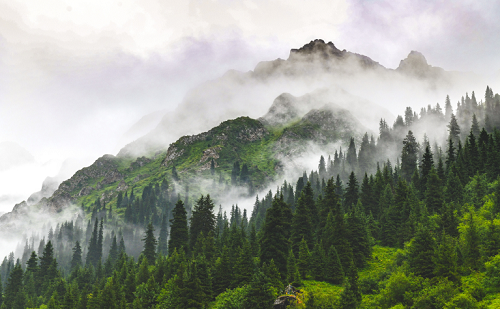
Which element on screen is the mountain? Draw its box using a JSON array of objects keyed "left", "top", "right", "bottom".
[
  {"left": 118, "top": 40, "right": 482, "bottom": 159},
  {"left": 0, "top": 87, "right": 376, "bottom": 226},
  {"left": 396, "top": 50, "right": 445, "bottom": 79},
  {"left": 0, "top": 38, "right": 486, "bottom": 228}
]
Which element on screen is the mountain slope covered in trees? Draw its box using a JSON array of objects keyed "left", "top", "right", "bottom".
[{"left": 1, "top": 85, "right": 500, "bottom": 308}]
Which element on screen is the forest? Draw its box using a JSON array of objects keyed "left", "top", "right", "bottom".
[{"left": 2, "top": 86, "right": 500, "bottom": 308}]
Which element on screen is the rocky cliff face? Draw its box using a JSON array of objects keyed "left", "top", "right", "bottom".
[
  {"left": 162, "top": 117, "right": 269, "bottom": 169},
  {"left": 34, "top": 155, "right": 123, "bottom": 214},
  {"left": 253, "top": 39, "right": 385, "bottom": 78}
]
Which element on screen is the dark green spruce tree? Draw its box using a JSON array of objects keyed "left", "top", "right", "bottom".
[
  {"left": 290, "top": 190, "right": 314, "bottom": 255},
  {"left": 70, "top": 241, "right": 82, "bottom": 270},
  {"left": 325, "top": 246, "right": 344, "bottom": 285},
  {"left": 338, "top": 259, "right": 361, "bottom": 309},
  {"left": 344, "top": 171, "right": 359, "bottom": 210},
  {"left": 142, "top": 222, "right": 157, "bottom": 265},
  {"left": 169, "top": 199, "right": 189, "bottom": 253},
  {"left": 3, "top": 261, "right": 25, "bottom": 309},
  {"left": 297, "top": 238, "right": 310, "bottom": 280},
  {"left": 401, "top": 130, "right": 419, "bottom": 182},
  {"left": 260, "top": 194, "right": 292, "bottom": 280},
  {"left": 189, "top": 195, "right": 216, "bottom": 249},
  {"left": 425, "top": 167, "right": 444, "bottom": 213},
  {"left": 408, "top": 227, "right": 436, "bottom": 279},
  {"left": 158, "top": 214, "right": 168, "bottom": 256}
]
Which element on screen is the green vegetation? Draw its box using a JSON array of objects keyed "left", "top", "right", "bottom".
[{"left": 3, "top": 86, "right": 500, "bottom": 308}]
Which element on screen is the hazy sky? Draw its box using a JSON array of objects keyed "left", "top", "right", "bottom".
[{"left": 1, "top": 0, "right": 500, "bottom": 211}]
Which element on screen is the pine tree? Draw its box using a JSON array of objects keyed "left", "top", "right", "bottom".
[
  {"left": 344, "top": 171, "right": 359, "bottom": 210},
  {"left": 448, "top": 114, "right": 461, "bottom": 145},
  {"left": 232, "top": 243, "right": 254, "bottom": 288},
  {"left": 240, "top": 164, "right": 250, "bottom": 184},
  {"left": 86, "top": 219, "right": 99, "bottom": 267},
  {"left": 318, "top": 155, "right": 327, "bottom": 179},
  {"left": 360, "top": 173, "right": 375, "bottom": 216},
  {"left": 462, "top": 211, "right": 481, "bottom": 272},
  {"left": 445, "top": 138, "right": 456, "bottom": 174},
  {"left": 347, "top": 205, "right": 371, "bottom": 267},
  {"left": 444, "top": 168, "right": 463, "bottom": 204},
  {"left": 26, "top": 251, "right": 38, "bottom": 275},
  {"left": 437, "top": 156, "right": 445, "bottom": 182},
  {"left": 70, "top": 241, "right": 82, "bottom": 270},
  {"left": 260, "top": 194, "right": 291, "bottom": 279},
  {"left": 445, "top": 95, "right": 452, "bottom": 120},
  {"left": 243, "top": 271, "right": 275, "bottom": 309},
  {"left": 325, "top": 246, "right": 344, "bottom": 285},
  {"left": 180, "top": 262, "right": 205, "bottom": 308},
  {"left": 409, "top": 227, "right": 436, "bottom": 278},
  {"left": 231, "top": 161, "right": 240, "bottom": 185},
  {"left": 358, "top": 133, "right": 372, "bottom": 174},
  {"left": 158, "top": 214, "right": 168, "bottom": 256},
  {"left": 39, "top": 241, "right": 55, "bottom": 288},
  {"left": 440, "top": 202, "right": 459, "bottom": 238},
  {"left": 318, "top": 178, "right": 341, "bottom": 238},
  {"left": 346, "top": 137, "right": 358, "bottom": 171},
  {"left": 263, "top": 259, "right": 283, "bottom": 294},
  {"left": 108, "top": 234, "right": 118, "bottom": 265},
  {"left": 379, "top": 184, "right": 397, "bottom": 246},
  {"left": 212, "top": 246, "right": 232, "bottom": 295},
  {"left": 3, "top": 262, "right": 25, "bottom": 309},
  {"left": 189, "top": 195, "right": 216, "bottom": 249},
  {"left": 471, "top": 114, "right": 480, "bottom": 137},
  {"left": 310, "top": 242, "right": 327, "bottom": 281},
  {"left": 425, "top": 167, "right": 444, "bottom": 213},
  {"left": 420, "top": 145, "right": 434, "bottom": 192},
  {"left": 142, "top": 222, "right": 157, "bottom": 265},
  {"left": 286, "top": 250, "right": 300, "bottom": 286},
  {"left": 290, "top": 190, "right": 313, "bottom": 255},
  {"left": 433, "top": 232, "right": 458, "bottom": 282},
  {"left": 210, "top": 158, "right": 215, "bottom": 175},
  {"left": 482, "top": 220, "right": 500, "bottom": 260},
  {"left": 324, "top": 210, "right": 353, "bottom": 272},
  {"left": 297, "top": 238, "right": 310, "bottom": 279},
  {"left": 97, "top": 219, "right": 104, "bottom": 263},
  {"left": 401, "top": 130, "right": 419, "bottom": 182},
  {"left": 338, "top": 259, "right": 361, "bottom": 309},
  {"left": 169, "top": 200, "right": 189, "bottom": 253}
]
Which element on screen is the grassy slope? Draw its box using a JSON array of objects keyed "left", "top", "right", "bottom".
[
  {"left": 297, "top": 246, "right": 399, "bottom": 307},
  {"left": 73, "top": 117, "right": 288, "bottom": 212}
]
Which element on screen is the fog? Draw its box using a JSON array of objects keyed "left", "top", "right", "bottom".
[{"left": 2, "top": 0, "right": 500, "bottom": 257}]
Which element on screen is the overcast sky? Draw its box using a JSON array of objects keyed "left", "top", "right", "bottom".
[{"left": 1, "top": 0, "right": 500, "bottom": 210}]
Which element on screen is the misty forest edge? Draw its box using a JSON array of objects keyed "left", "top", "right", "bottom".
[{"left": 3, "top": 57, "right": 500, "bottom": 308}]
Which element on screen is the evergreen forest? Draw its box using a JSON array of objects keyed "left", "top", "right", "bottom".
[{"left": 2, "top": 87, "right": 500, "bottom": 308}]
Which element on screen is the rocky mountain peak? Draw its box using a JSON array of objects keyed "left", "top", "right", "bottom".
[
  {"left": 398, "top": 51, "right": 429, "bottom": 70},
  {"left": 396, "top": 50, "right": 444, "bottom": 78},
  {"left": 289, "top": 39, "right": 344, "bottom": 60}
]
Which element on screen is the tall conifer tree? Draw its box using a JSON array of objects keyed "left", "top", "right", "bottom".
[{"left": 169, "top": 200, "right": 189, "bottom": 253}]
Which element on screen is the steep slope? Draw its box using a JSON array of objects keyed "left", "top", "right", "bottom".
[{"left": 0, "top": 93, "right": 370, "bottom": 225}]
